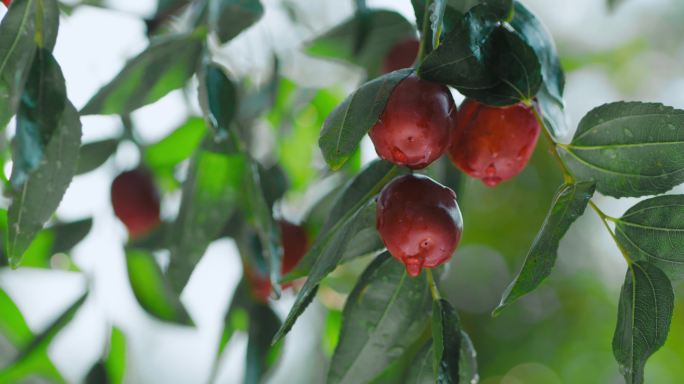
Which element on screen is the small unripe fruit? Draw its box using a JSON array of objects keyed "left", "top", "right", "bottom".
[
  {"left": 449, "top": 99, "right": 540, "bottom": 186},
  {"left": 111, "top": 169, "right": 161, "bottom": 238},
  {"left": 369, "top": 74, "right": 456, "bottom": 169},
  {"left": 246, "top": 220, "right": 309, "bottom": 302},
  {"left": 376, "top": 174, "right": 463, "bottom": 277},
  {"left": 381, "top": 38, "right": 419, "bottom": 74}
]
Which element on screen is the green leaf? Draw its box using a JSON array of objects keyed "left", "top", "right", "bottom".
[
  {"left": 615, "top": 195, "right": 684, "bottom": 280},
  {"left": 85, "top": 363, "right": 108, "bottom": 384},
  {"left": 285, "top": 160, "right": 407, "bottom": 280},
  {"left": 125, "top": 248, "right": 193, "bottom": 325},
  {"left": 405, "top": 342, "right": 435, "bottom": 384},
  {"left": 144, "top": 117, "right": 206, "bottom": 170},
  {"left": 327, "top": 252, "right": 431, "bottom": 384},
  {"left": 76, "top": 139, "right": 118, "bottom": 175},
  {"left": 495, "top": 181, "right": 595, "bottom": 315},
  {"left": 166, "top": 144, "right": 245, "bottom": 293},
  {"left": 11, "top": 48, "right": 66, "bottom": 187},
  {"left": 245, "top": 303, "right": 282, "bottom": 384},
  {"left": 0, "top": 288, "right": 33, "bottom": 349},
  {"left": 319, "top": 68, "right": 412, "bottom": 170},
  {"left": 557, "top": 102, "right": 684, "bottom": 198},
  {"left": 81, "top": 33, "right": 204, "bottom": 115},
  {"left": 8, "top": 50, "right": 82, "bottom": 267},
  {"left": 104, "top": 327, "right": 127, "bottom": 384},
  {"left": 510, "top": 1, "right": 567, "bottom": 137},
  {"left": 0, "top": 0, "right": 60, "bottom": 128},
  {"left": 418, "top": 7, "right": 498, "bottom": 91},
  {"left": 49, "top": 218, "right": 92, "bottom": 255},
  {"left": 432, "top": 299, "right": 462, "bottom": 383},
  {"left": 306, "top": 10, "right": 415, "bottom": 78},
  {"left": 0, "top": 291, "right": 87, "bottom": 384},
  {"left": 612, "top": 262, "right": 674, "bottom": 384},
  {"left": 208, "top": 0, "right": 264, "bottom": 43},
  {"left": 448, "top": 0, "right": 513, "bottom": 20},
  {"left": 198, "top": 63, "right": 238, "bottom": 141},
  {"left": 243, "top": 156, "right": 282, "bottom": 293},
  {"left": 459, "top": 26, "right": 542, "bottom": 106},
  {"left": 406, "top": 334, "right": 478, "bottom": 384}
]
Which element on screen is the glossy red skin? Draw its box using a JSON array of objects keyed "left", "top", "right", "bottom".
[
  {"left": 449, "top": 99, "right": 540, "bottom": 186},
  {"left": 111, "top": 169, "right": 161, "bottom": 239},
  {"left": 369, "top": 74, "right": 456, "bottom": 169},
  {"left": 381, "top": 38, "right": 419, "bottom": 74},
  {"left": 246, "top": 220, "right": 309, "bottom": 302},
  {"left": 376, "top": 174, "right": 463, "bottom": 277}
]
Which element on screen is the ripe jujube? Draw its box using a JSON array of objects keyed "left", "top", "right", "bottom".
[
  {"left": 376, "top": 174, "right": 463, "bottom": 277},
  {"left": 449, "top": 99, "right": 541, "bottom": 186},
  {"left": 110, "top": 169, "right": 161, "bottom": 239},
  {"left": 246, "top": 220, "right": 309, "bottom": 302},
  {"left": 369, "top": 74, "right": 456, "bottom": 169},
  {"left": 381, "top": 38, "right": 419, "bottom": 74}
]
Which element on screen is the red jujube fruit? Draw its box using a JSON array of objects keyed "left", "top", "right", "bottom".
[
  {"left": 449, "top": 99, "right": 541, "bottom": 186},
  {"left": 381, "top": 38, "right": 420, "bottom": 74},
  {"left": 369, "top": 74, "right": 456, "bottom": 169},
  {"left": 246, "top": 220, "right": 309, "bottom": 302},
  {"left": 111, "top": 169, "right": 161, "bottom": 239},
  {"left": 376, "top": 174, "right": 463, "bottom": 277},
  {"left": 1, "top": 0, "right": 11, "bottom": 7}
]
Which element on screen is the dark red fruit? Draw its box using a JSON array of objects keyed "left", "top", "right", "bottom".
[
  {"left": 1, "top": 0, "right": 11, "bottom": 7},
  {"left": 111, "top": 169, "right": 161, "bottom": 239},
  {"left": 246, "top": 220, "right": 309, "bottom": 302},
  {"left": 381, "top": 38, "right": 419, "bottom": 74},
  {"left": 369, "top": 74, "right": 456, "bottom": 169},
  {"left": 449, "top": 99, "right": 540, "bottom": 186},
  {"left": 376, "top": 174, "right": 463, "bottom": 277}
]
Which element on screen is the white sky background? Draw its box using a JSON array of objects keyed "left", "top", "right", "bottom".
[{"left": 1, "top": 0, "right": 683, "bottom": 383}]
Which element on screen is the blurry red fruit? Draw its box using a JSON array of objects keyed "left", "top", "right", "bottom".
[
  {"left": 111, "top": 169, "right": 161, "bottom": 239},
  {"left": 381, "top": 38, "right": 419, "bottom": 74}
]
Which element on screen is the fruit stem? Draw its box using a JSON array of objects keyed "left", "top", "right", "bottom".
[
  {"left": 416, "top": 0, "right": 433, "bottom": 64},
  {"left": 530, "top": 103, "right": 574, "bottom": 184},
  {"left": 588, "top": 200, "right": 633, "bottom": 266},
  {"left": 426, "top": 269, "right": 441, "bottom": 300}
]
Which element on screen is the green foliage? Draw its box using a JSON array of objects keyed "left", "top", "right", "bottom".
[
  {"left": 8, "top": 49, "right": 82, "bottom": 267},
  {"left": 198, "top": 63, "right": 238, "bottom": 140},
  {"left": 612, "top": 262, "right": 674, "bottom": 384},
  {"left": 144, "top": 117, "right": 206, "bottom": 170},
  {"left": 125, "top": 248, "right": 193, "bottom": 325},
  {"left": 328, "top": 253, "right": 431, "bottom": 383},
  {"left": 431, "top": 298, "right": 478, "bottom": 383},
  {"left": 81, "top": 32, "right": 204, "bottom": 115},
  {"left": 306, "top": 10, "right": 415, "bottom": 78},
  {"left": 558, "top": 102, "right": 684, "bottom": 197},
  {"left": 76, "top": 139, "right": 119, "bottom": 175},
  {"left": 615, "top": 195, "right": 684, "bottom": 280},
  {"left": 0, "top": 0, "right": 60, "bottom": 129},
  {"left": 495, "top": 181, "right": 595, "bottom": 314},
  {"left": 208, "top": 0, "right": 264, "bottom": 44},
  {"left": 318, "top": 68, "right": 412, "bottom": 170}
]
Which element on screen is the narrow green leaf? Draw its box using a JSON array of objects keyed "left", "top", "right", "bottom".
[
  {"left": 0, "top": 291, "right": 87, "bottom": 384},
  {"left": 243, "top": 156, "right": 283, "bottom": 294},
  {"left": 558, "top": 102, "right": 684, "bottom": 198},
  {"left": 49, "top": 218, "right": 93, "bottom": 254},
  {"left": 245, "top": 303, "right": 282, "bottom": 384},
  {"left": 208, "top": 0, "right": 264, "bottom": 43},
  {"left": 104, "top": 327, "right": 127, "bottom": 384},
  {"left": 0, "top": 288, "right": 33, "bottom": 349},
  {"left": 431, "top": 0, "right": 448, "bottom": 49},
  {"left": 328, "top": 253, "right": 431, "bottom": 384},
  {"left": 8, "top": 50, "right": 82, "bottom": 267},
  {"left": 166, "top": 145, "right": 245, "bottom": 293},
  {"left": 0, "top": 0, "right": 60, "bottom": 128},
  {"left": 318, "top": 68, "right": 412, "bottom": 170},
  {"left": 76, "top": 139, "right": 118, "bottom": 175},
  {"left": 125, "top": 248, "right": 193, "bottom": 325},
  {"left": 495, "top": 181, "right": 595, "bottom": 315},
  {"left": 405, "top": 343, "right": 435, "bottom": 384},
  {"left": 612, "top": 262, "right": 674, "bottom": 384},
  {"left": 144, "top": 117, "right": 206, "bottom": 170},
  {"left": 81, "top": 33, "right": 204, "bottom": 115},
  {"left": 285, "top": 160, "right": 407, "bottom": 280},
  {"left": 85, "top": 363, "right": 108, "bottom": 384},
  {"left": 306, "top": 10, "right": 415, "bottom": 78},
  {"left": 447, "top": 0, "right": 513, "bottom": 20},
  {"left": 432, "top": 299, "right": 462, "bottom": 383},
  {"left": 615, "top": 195, "right": 684, "bottom": 280},
  {"left": 199, "top": 63, "right": 238, "bottom": 141}
]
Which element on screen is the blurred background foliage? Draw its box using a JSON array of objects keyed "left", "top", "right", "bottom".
[{"left": 2, "top": 0, "right": 684, "bottom": 383}]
